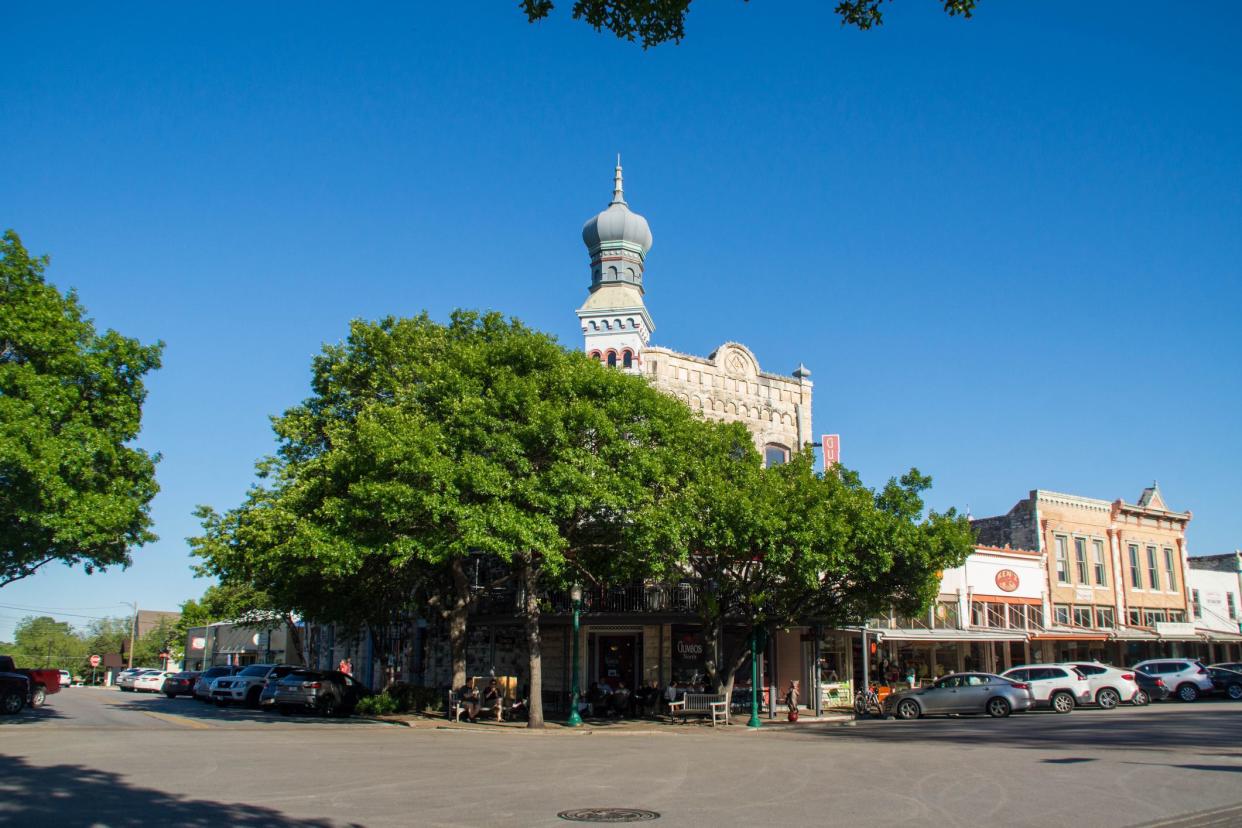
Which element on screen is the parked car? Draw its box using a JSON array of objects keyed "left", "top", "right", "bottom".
[
  {"left": 258, "top": 666, "right": 302, "bottom": 709},
  {"left": 134, "top": 671, "right": 173, "bottom": 693},
  {"left": 161, "top": 671, "right": 200, "bottom": 698},
  {"left": 885, "top": 672, "right": 1032, "bottom": 719},
  {"left": 0, "top": 655, "right": 62, "bottom": 707},
  {"left": 1132, "top": 670, "right": 1170, "bottom": 705},
  {"left": 117, "top": 668, "right": 159, "bottom": 691},
  {"left": 1000, "top": 665, "right": 1092, "bottom": 713},
  {"left": 58, "top": 670, "right": 71, "bottom": 687},
  {"left": 272, "top": 669, "right": 369, "bottom": 717},
  {"left": 1206, "top": 667, "right": 1242, "bottom": 700},
  {"left": 193, "top": 666, "right": 240, "bottom": 701},
  {"left": 210, "top": 664, "right": 296, "bottom": 708},
  {"left": 0, "top": 672, "right": 30, "bottom": 715},
  {"left": 1065, "top": 662, "right": 1141, "bottom": 709},
  {"left": 1211, "top": 662, "right": 1242, "bottom": 675},
  {"left": 1131, "top": 659, "right": 1213, "bottom": 702}
]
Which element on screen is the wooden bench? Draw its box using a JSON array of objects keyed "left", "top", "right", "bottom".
[{"left": 667, "top": 692, "right": 730, "bottom": 726}]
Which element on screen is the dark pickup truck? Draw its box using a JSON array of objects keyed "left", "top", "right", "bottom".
[
  {"left": 0, "top": 655, "right": 62, "bottom": 707},
  {"left": 0, "top": 672, "right": 30, "bottom": 714}
]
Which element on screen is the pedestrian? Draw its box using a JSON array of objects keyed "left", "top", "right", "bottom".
[{"left": 338, "top": 657, "right": 352, "bottom": 676}]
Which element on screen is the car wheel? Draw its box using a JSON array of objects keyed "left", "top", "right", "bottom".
[
  {"left": 1227, "top": 684, "right": 1242, "bottom": 701},
  {"left": 1132, "top": 689, "right": 1150, "bottom": 706},
  {"left": 987, "top": 697, "right": 1011, "bottom": 718},
  {"left": 165, "top": 692, "right": 176, "bottom": 699},
  {"left": 278, "top": 704, "right": 293, "bottom": 716},
  {"left": 895, "top": 699, "right": 920, "bottom": 720},
  {"left": 30, "top": 686, "right": 46, "bottom": 707},
  {"left": 318, "top": 695, "right": 340, "bottom": 717},
  {"left": 0, "top": 690, "right": 24, "bottom": 715},
  {"left": 1096, "top": 688, "right": 1121, "bottom": 710},
  {"left": 246, "top": 687, "right": 262, "bottom": 708},
  {"left": 1177, "top": 683, "right": 1199, "bottom": 702},
  {"left": 1051, "top": 692, "right": 1075, "bottom": 714}
]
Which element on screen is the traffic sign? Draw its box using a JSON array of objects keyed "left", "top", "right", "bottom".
[{"left": 89, "top": 654, "right": 101, "bottom": 667}]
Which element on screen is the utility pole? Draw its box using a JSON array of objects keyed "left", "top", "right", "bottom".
[{"left": 126, "top": 601, "right": 139, "bottom": 669}]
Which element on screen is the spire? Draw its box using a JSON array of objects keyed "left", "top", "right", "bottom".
[{"left": 611, "top": 154, "right": 626, "bottom": 205}]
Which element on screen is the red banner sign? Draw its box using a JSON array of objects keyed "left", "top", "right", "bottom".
[{"left": 822, "top": 434, "right": 840, "bottom": 468}]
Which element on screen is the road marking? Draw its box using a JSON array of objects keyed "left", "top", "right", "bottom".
[
  {"left": 142, "top": 711, "right": 212, "bottom": 730},
  {"left": 1132, "top": 801, "right": 1242, "bottom": 827}
]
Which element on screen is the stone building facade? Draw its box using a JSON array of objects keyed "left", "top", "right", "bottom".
[{"left": 973, "top": 485, "right": 1203, "bottom": 663}]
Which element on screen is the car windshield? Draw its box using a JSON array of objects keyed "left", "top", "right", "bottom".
[
  {"left": 239, "top": 665, "right": 273, "bottom": 677},
  {"left": 287, "top": 670, "right": 321, "bottom": 681}
]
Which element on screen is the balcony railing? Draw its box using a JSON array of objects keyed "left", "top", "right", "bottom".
[{"left": 473, "top": 583, "right": 700, "bottom": 616}]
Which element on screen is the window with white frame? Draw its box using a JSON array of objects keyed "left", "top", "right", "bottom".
[
  {"left": 1054, "top": 604, "right": 1070, "bottom": 625},
  {"left": 1128, "top": 544, "right": 1141, "bottom": 588},
  {"left": 1055, "top": 536, "right": 1071, "bottom": 584},
  {"left": 1072, "top": 606, "right": 1092, "bottom": 627},
  {"left": 1146, "top": 546, "right": 1160, "bottom": 591},
  {"left": 1167, "top": 610, "right": 1185, "bottom": 623},
  {"left": 1092, "top": 539, "right": 1107, "bottom": 586},
  {"left": 1192, "top": 589, "right": 1202, "bottom": 619},
  {"left": 986, "top": 603, "right": 1006, "bottom": 628},
  {"left": 1144, "top": 609, "right": 1165, "bottom": 626},
  {"left": 1074, "top": 538, "right": 1089, "bottom": 584},
  {"left": 1128, "top": 609, "right": 1142, "bottom": 627},
  {"left": 1007, "top": 604, "right": 1026, "bottom": 629},
  {"left": 1028, "top": 605, "right": 1044, "bottom": 629},
  {"left": 1096, "top": 606, "right": 1115, "bottom": 628},
  {"left": 1163, "top": 548, "right": 1177, "bottom": 592}
]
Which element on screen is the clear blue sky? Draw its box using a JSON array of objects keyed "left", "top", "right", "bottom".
[{"left": 2, "top": 2, "right": 1240, "bottom": 641}]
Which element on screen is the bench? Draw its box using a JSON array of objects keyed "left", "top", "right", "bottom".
[
  {"left": 667, "top": 692, "right": 729, "bottom": 726},
  {"left": 447, "top": 690, "right": 504, "bottom": 723}
]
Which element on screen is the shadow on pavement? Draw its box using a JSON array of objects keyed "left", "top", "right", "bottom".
[
  {"left": 105, "top": 693, "right": 366, "bottom": 726},
  {"left": 785, "top": 703, "right": 1242, "bottom": 754},
  {"left": 0, "top": 754, "right": 357, "bottom": 827},
  {"left": 0, "top": 704, "right": 69, "bottom": 727}
]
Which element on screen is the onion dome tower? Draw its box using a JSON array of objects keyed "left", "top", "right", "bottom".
[{"left": 576, "top": 157, "right": 655, "bottom": 370}]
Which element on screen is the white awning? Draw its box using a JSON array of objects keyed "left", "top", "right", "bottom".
[{"left": 874, "top": 628, "right": 1027, "bottom": 643}]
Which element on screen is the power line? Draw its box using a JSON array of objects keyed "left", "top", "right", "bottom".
[{"left": 0, "top": 603, "right": 130, "bottom": 621}]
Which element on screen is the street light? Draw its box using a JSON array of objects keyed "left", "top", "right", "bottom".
[
  {"left": 568, "top": 583, "right": 584, "bottom": 727},
  {"left": 747, "top": 626, "right": 762, "bottom": 729}
]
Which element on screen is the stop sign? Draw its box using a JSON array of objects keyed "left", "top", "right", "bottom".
[{"left": 89, "top": 655, "right": 101, "bottom": 667}]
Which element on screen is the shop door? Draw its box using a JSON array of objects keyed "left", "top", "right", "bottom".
[{"left": 596, "top": 635, "right": 639, "bottom": 691}]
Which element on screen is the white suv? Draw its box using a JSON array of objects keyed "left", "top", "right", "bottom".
[
  {"left": 1132, "top": 659, "right": 1213, "bottom": 702},
  {"left": 1065, "top": 662, "right": 1141, "bottom": 708},
  {"left": 210, "top": 664, "right": 294, "bottom": 708},
  {"left": 1001, "top": 665, "right": 1093, "bottom": 713}
]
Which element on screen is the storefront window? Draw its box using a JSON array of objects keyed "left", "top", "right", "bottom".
[
  {"left": 986, "top": 604, "right": 1006, "bottom": 628},
  {"left": 1054, "top": 604, "right": 1070, "bottom": 625},
  {"left": 1007, "top": 604, "right": 1026, "bottom": 629},
  {"left": 1072, "top": 606, "right": 1092, "bottom": 627}
]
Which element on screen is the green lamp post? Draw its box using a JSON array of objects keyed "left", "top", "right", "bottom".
[
  {"left": 567, "top": 583, "right": 584, "bottom": 727},
  {"left": 747, "top": 627, "right": 762, "bottom": 729}
]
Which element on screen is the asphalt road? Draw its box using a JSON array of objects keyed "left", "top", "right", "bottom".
[{"left": 3, "top": 688, "right": 1241, "bottom": 827}]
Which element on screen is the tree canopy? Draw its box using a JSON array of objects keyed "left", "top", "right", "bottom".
[
  {"left": 521, "top": 0, "right": 977, "bottom": 47},
  {"left": 0, "top": 230, "right": 163, "bottom": 588}
]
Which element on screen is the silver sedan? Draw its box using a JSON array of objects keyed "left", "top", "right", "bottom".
[{"left": 885, "top": 672, "right": 1034, "bottom": 719}]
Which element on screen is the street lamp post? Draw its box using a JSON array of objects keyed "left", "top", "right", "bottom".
[
  {"left": 747, "top": 628, "right": 762, "bottom": 729},
  {"left": 568, "top": 584, "right": 584, "bottom": 727}
]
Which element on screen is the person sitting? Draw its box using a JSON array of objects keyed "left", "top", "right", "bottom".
[
  {"left": 609, "top": 681, "right": 632, "bottom": 718},
  {"left": 457, "top": 677, "right": 481, "bottom": 723},
  {"left": 635, "top": 680, "right": 660, "bottom": 718},
  {"left": 586, "top": 682, "right": 607, "bottom": 717},
  {"left": 483, "top": 678, "right": 504, "bottom": 721}
]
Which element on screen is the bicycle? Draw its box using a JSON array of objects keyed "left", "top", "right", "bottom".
[{"left": 853, "top": 685, "right": 884, "bottom": 718}]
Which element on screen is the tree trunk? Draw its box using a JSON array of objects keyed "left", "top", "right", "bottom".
[
  {"left": 449, "top": 558, "right": 470, "bottom": 691},
  {"left": 703, "top": 616, "right": 723, "bottom": 692},
  {"left": 518, "top": 553, "right": 544, "bottom": 729},
  {"left": 284, "top": 614, "right": 305, "bottom": 667}
]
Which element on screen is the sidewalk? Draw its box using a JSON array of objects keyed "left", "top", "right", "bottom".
[{"left": 368, "top": 710, "right": 854, "bottom": 733}]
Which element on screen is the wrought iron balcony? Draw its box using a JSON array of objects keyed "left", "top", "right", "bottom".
[{"left": 473, "top": 582, "right": 699, "bottom": 616}]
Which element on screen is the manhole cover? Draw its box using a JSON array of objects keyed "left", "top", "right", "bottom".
[{"left": 557, "top": 808, "right": 661, "bottom": 823}]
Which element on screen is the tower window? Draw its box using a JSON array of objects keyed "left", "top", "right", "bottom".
[
  {"left": 607, "top": 352, "right": 617, "bottom": 367},
  {"left": 622, "top": 350, "right": 633, "bottom": 368},
  {"left": 589, "top": 351, "right": 602, "bottom": 362},
  {"left": 764, "top": 444, "right": 789, "bottom": 467}
]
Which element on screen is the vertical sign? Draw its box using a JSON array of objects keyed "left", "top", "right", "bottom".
[{"left": 822, "top": 434, "right": 841, "bottom": 469}]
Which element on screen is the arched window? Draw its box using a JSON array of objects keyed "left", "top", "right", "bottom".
[
  {"left": 764, "top": 444, "right": 790, "bottom": 467},
  {"left": 589, "top": 351, "right": 602, "bottom": 362},
  {"left": 607, "top": 351, "right": 617, "bottom": 367},
  {"left": 622, "top": 350, "right": 633, "bottom": 368}
]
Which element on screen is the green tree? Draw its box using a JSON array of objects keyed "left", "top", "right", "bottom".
[
  {"left": 193, "top": 311, "right": 705, "bottom": 727},
  {"left": 11, "top": 615, "right": 86, "bottom": 669},
  {"left": 0, "top": 230, "right": 163, "bottom": 588},
  {"left": 80, "top": 616, "right": 129, "bottom": 681},
  {"left": 132, "top": 616, "right": 180, "bottom": 668},
  {"left": 521, "top": 0, "right": 977, "bottom": 47},
  {"left": 657, "top": 424, "right": 974, "bottom": 698}
]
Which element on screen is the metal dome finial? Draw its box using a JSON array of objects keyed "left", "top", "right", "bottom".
[{"left": 612, "top": 154, "right": 626, "bottom": 205}]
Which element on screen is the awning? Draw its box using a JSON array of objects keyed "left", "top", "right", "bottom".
[
  {"left": 874, "top": 628, "right": 1027, "bottom": 643},
  {"left": 1029, "top": 626, "right": 1109, "bottom": 642},
  {"left": 1111, "top": 627, "right": 1160, "bottom": 642},
  {"left": 1199, "top": 628, "right": 1242, "bottom": 643}
]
